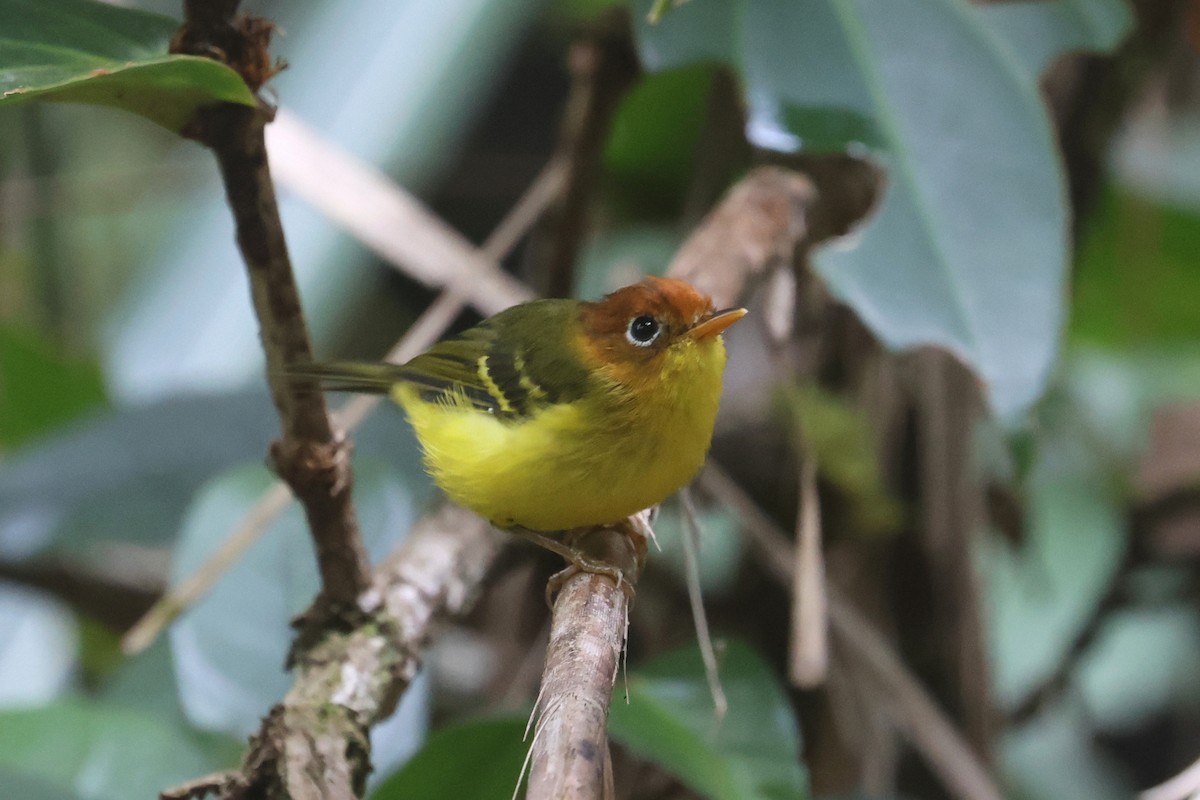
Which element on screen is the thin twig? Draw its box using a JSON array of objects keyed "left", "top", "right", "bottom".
[
  {"left": 266, "top": 110, "right": 537, "bottom": 316},
  {"left": 790, "top": 452, "right": 828, "bottom": 687},
  {"left": 679, "top": 488, "right": 728, "bottom": 722},
  {"left": 121, "top": 482, "right": 291, "bottom": 655},
  {"left": 698, "top": 463, "right": 1003, "bottom": 800},
  {"left": 529, "top": 10, "right": 638, "bottom": 297},
  {"left": 122, "top": 153, "right": 562, "bottom": 656},
  {"left": 172, "top": 3, "right": 371, "bottom": 607}
]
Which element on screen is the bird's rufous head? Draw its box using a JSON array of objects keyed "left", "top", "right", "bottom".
[{"left": 577, "top": 277, "right": 746, "bottom": 381}]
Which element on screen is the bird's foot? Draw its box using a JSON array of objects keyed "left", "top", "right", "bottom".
[{"left": 510, "top": 527, "right": 635, "bottom": 607}]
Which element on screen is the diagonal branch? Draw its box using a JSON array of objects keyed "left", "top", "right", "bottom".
[
  {"left": 698, "top": 464, "right": 1003, "bottom": 800},
  {"left": 163, "top": 505, "right": 503, "bottom": 800}
]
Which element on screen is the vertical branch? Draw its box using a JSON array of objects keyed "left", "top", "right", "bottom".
[
  {"left": 172, "top": 3, "right": 371, "bottom": 606},
  {"left": 530, "top": 10, "right": 639, "bottom": 298},
  {"left": 790, "top": 452, "right": 828, "bottom": 687},
  {"left": 527, "top": 523, "right": 645, "bottom": 800},
  {"left": 914, "top": 351, "right": 992, "bottom": 754}
]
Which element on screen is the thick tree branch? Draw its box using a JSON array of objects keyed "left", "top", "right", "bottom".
[
  {"left": 162, "top": 506, "right": 503, "bottom": 800},
  {"left": 669, "top": 166, "right": 816, "bottom": 306},
  {"left": 171, "top": 3, "right": 370, "bottom": 607},
  {"left": 527, "top": 522, "right": 646, "bottom": 799}
]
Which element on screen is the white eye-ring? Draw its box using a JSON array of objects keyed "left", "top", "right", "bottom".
[{"left": 626, "top": 315, "right": 662, "bottom": 347}]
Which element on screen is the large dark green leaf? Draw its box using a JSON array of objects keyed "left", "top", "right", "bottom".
[
  {"left": 609, "top": 641, "right": 808, "bottom": 800},
  {"left": 0, "top": 0, "right": 256, "bottom": 132},
  {"left": 369, "top": 717, "right": 529, "bottom": 800},
  {"left": 0, "top": 699, "right": 237, "bottom": 800},
  {"left": 0, "top": 326, "right": 107, "bottom": 449},
  {"left": 634, "top": 0, "right": 1131, "bottom": 419}
]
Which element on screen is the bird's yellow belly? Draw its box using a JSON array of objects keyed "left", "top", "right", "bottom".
[{"left": 395, "top": 382, "right": 719, "bottom": 531}]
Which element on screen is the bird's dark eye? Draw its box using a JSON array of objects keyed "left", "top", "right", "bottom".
[{"left": 626, "top": 315, "right": 661, "bottom": 346}]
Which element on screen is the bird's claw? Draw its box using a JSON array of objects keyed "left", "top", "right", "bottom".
[
  {"left": 544, "top": 557, "right": 634, "bottom": 608},
  {"left": 509, "top": 526, "right": 637, "bottom": 607}
]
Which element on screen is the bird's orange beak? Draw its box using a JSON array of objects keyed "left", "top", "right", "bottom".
[{"left": 688, "top": 307, "right": 747, "bottom": 340}]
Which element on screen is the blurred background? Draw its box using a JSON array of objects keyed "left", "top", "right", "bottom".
[{"left": 1, "top": 0, "right": 1199, "bottom": 798}]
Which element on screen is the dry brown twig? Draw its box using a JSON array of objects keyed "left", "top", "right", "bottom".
[
  {"left": 679, "top": 488, "right": 729, "bottom": 723},
  {"left": 790, "top": 452, "right": 829, "bottom": 687}
]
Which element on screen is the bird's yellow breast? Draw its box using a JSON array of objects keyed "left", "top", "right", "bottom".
[{"left": 393, "top": 337, "right": 726, "bottom": 531}]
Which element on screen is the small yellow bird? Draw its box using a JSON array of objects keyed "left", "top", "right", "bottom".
[{"left": 290, "top": 276, "right": 745, "bottom": 539}]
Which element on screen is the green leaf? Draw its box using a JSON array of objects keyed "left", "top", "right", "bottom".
[
  {"left": 1078, "top": 604, "right": 1200, "bottom": 730},
  {"left": 0, "top": 325, "right": 106, "bottom": 449},
  {"left": 634, "top": 0, "right": 1130, "bottom": 419},
  {"left": 777, "top": 385, "right": 904, "bottom": 535},
  {"left": 604, "top": 65, "right": 714, "bottom": 216},
  {"left": 609, "top": 641, "right": 808, "bottom": 800},
  {"left": 0, "top": 699, "right": 237, "bottom": 800},
  {"left": 976, "top": 0, "right": 1132, "bottom": 80},
  {"left": 1072, "top": 190, "right": 1200, "bottom": 347},
  {"left": 369, "top": 717, "right": 529, "bottom": 800},
  {"left": 1000, "top": 698, "right": 1134, "bottom": 800},
  {"left": 984, "top": 472, "right": 1125, "bottom": 708},
  {"left": 0, "top": 0, "right": 256, "bottom": 133}
]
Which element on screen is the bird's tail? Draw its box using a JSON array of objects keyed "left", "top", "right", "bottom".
[{"left": 280, "top": 361, "right": 406, "bottom": 394}]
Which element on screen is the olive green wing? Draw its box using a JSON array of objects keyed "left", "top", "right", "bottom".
[{"left": 288, "top": 299, "right": 592, "bottom": 419}]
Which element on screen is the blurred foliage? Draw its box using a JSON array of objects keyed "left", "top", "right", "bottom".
[
  {"left": 777, "top": 384, "right": 904, "bottom": 535},
  {"left": 368, "top": 717, "right": 530, "bottom": 800},
  {"left": 1073, "top": 189, "right": 1200, "bottom": 346},
  {"left": 603, "top": 65, "right": 712, "bottom": 217},
  {"left": 0, "top": 699, "right": 240, "bottom": 800},
  {"left": 609, "top": 641, "right": 809, "bottom": 800},
  {"left": 0, "top": 325, "right": 106, "bottom": 449}
]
